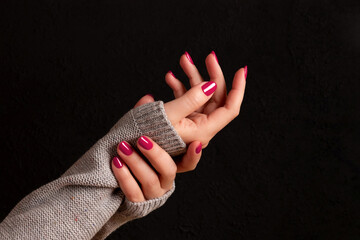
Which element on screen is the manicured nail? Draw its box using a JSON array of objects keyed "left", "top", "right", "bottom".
[
  {"left": 185, "top": 51, "right": 194, "bottom": 65},
  {"left": 138, "top": 136, "right": 153, "bottom": 150},
  {"left": 211, "top": 51, "right": 218, "bottom": 64},
  {"left": 201, "top": 81, "right": 217, "bottom": 96},
  {"left": 146, "top": 94, "right": 154, "bottom": 98},
  {"left": 195, "top": 143, "right": 202, "bottom": 154},
  {"left": 168, "top": 71, "right": 175, "bottom": 78},
  {"left": 118, "top": 141, "right": 133, "bottom": 156},
  {"left": 244, "top": 65, "right": 248, "bottom": 80},
  {"left": 113, "top": 156, "right": 123, "bottom": 169}
]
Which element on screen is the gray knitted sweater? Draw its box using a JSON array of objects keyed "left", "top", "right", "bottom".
[{"left": 0, "top": 101, "right": 186, "bottom": 239}]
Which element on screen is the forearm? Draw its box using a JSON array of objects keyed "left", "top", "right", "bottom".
[{"left": 0, "top": 101, "right": 185, "bottom": 240}]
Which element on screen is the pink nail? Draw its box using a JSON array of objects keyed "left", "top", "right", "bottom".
[
  {"left": 201, "top": 81, "right": 217, "bottom": 96},
  {"left": 113, "top": 156, "right": 123, "bottom": 169},
  {"left": 138, "top": 136, "right": 153, "bottom": 150},
  {"left": 168, "top": 71, "right": 175, "bottom": 78},
  {"left": 211, "top": 51, "right": 218, "bottom": 64},
  {"left": 146, "top": 94, "right": 154, "bottom": 98},
  {"left": 195, "top": 143, "right": 202, "bottom": 154},
  {"left": 118, "top": 141, "right": 133, "bottom": 155},
  {"left": 244, "top": 65, "right": 248, "bottom": 80},
  {"left": 185, "top": 51, "right": 194, "bottom": 65}
]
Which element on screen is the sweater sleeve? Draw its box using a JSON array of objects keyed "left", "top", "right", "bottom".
[{"left": 0, "top": 101, "right": 186, "bottom": 240}]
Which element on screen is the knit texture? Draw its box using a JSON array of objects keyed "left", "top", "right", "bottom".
[
  {"left": 0, "top": 101, "right": 186, "bottom": 240},
  {"left": 92, "top": 182, "right": 175, "bottom": 240}
]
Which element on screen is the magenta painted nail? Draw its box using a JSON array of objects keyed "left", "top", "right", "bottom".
[
  {"left": 138, "top": 136, "right": 153, "bottom": 150},
  {"left": 118, "top": 141, "right": 133, "bottom": 156},
  {"left": 211, "top": 51, "right": 218, "bottom": 64},
  {"left": 185, "top": 51, "right": 194, "bottom": 65},
  {"left": 113, "top": 156, "right": 123, "bottom": 169},
  {"left": 201, "top": 81, "right": 217, "bottom": 96},
  {"left": 244, "top": 65, "right": 248, "bottom": 80},
  {"left": 196, "top": 143, "right": 202, "bottom": 154},
  {"left": 168, "top": 71, "right": 175, "bottom": 78}
]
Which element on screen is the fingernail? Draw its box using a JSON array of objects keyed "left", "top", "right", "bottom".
[
  {"left": 113, "top": 156, "right": 123, "bottom": 169},
  {"left": 244, "top": 65, "right": 248, "bottom": 80},
  {"left": 185, "top": 51, "right": 194, "bottom": 65},
  {"left": 138, "top": 136, "right": 153, "bottom": 150},
  {"left": 146, "top": 94, "right": 154, "bottom": 98},
  {"left": 168, "top": 71, "right": 175, "bottom": 78},
  {"left": 195, "top": 143, "right": 202, "bottom": 154},
  {"left": 201, "top": 81, "right": 217, "bottom": 96},
  {"left": 211, "top": 51, "right": 218, "bottom": 64},
  {"left": 118, "top": 141, "right": 133, "bottom": 156}
]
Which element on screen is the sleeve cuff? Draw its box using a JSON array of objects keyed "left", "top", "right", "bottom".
[
  {"left": 118, "top": 181, "right": 176, "bottom": 219},
  {"left": 131, "top": 101, "right": 186, "bottom": 156}
]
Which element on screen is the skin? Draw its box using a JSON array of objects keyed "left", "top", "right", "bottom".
[{"left": 112, "top": 52, "right": 247, "bottom": 202}]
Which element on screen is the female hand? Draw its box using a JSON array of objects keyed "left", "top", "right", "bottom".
[
  {"left": 164, "top": 51, "right": 247, "bottom": 148},
  {"left": 111, "top": 135, "right": 202, "bottom": 202}
]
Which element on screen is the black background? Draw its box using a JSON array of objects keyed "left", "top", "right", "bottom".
[{"left": 1, "top": 0, "right": 360, "bottom": 239}]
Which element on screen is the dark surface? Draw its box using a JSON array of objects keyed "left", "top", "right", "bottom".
[{"left": 1, "top": 0, "right": 360, "bottom": 239}]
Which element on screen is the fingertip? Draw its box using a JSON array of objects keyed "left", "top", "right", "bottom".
[
  {"left": 185, "top": 51, "right": 194, "bottom": 65},
  {"left": 164, "top": 81, "right": 216, "bottom": 123},
  {"left": 244, "top": 65, "right": 248, "bottom": 80},
  {"left": 133, "top": 94, "right": 155, "bottom": 108},
  {"left": 116, "top": 143, "right": 122, "bottom": 156},
  {"left": 179, "top": 53, "right": 188, "bottom": 66},
  {"left": 211, "top": 51, "right": 219, "bottom": 64},
  {"left": 195, "top": 142, "right": 202, "bottom": 154},
  {"left": 205, "top": 51, "right": 215, "bottom": 64},
  {"left": 177, "top": 141, "right": 202, "bottom": 173},
  {"left": 137, "top": 135, "right": 154, "bottom": 151},
  {"left": 201, "top": 81, "right": 217, "bottom": 96},
  {"left": 187, "top": 141, "right": 202, "bottom": 156},
  {"left": 146, "top": 94, "right": 154, "bottom": 99},
  {"left": 180, "top": 52, "right": 195, "bottom": 67},
  {"left": 233, "top": 67, "right": 247, "bottom": 89},
  {"left": 167, "top": 70, "right": 176, "bottom": 79},
  {"left": 112, "top": 156, "right": 124, "bottom": 169}
]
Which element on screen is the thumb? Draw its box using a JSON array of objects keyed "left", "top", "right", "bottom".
[
  {"left": 164, "top": 81, "right": 217, "bottom": 123},
  {"left": 133, "top": 94, "right": 155, "bottom": 109}
]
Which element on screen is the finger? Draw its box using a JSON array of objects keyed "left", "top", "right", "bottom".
[
  {"left": 176, "top": 141, "right": 202, "bottom": 173},
  {"left": 133, "top": 94, "right": 155, "bottom": 108},
  {"left": 207, "top": 66, "right": 247, "bottom": 134},
  {"left": 137, "top": 136, "right": 177, "bottom": 190},
  {"left": 180, "top": 51, "right": 204, "bottom": 87},
  {"left": 204, "top": 51, "right": 227, "bottom": 111},
  {"left": 117, "top": 141, "right": 162, "bottom": 199},
  {"left": 164, "top": 81, "right": 217, "bottom": 123},
  {"left": 165, "top": 71, "right": 187, "bottom": 98},
  {"left": 111, "top": 156, "right": 145, "bottom": 202}
]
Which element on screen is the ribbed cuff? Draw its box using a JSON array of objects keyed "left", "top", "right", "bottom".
[
  {"left": 91, "top": 183, "right": 176, "bottom": 240},
  {"left": 130, "top": 101, "right": 186, "bottom": 156},
  {"left": 119, "top": 182, "right": 176, "bottom": 219}
]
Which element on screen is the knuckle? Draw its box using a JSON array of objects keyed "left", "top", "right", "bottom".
[
  {"left": 143, "top": 176, "right": 160, "bottom": 190},
  {"left": 185, "top": 91, "right": 203, "bottom": 108},
  {"left": 126, "top": 192, "right": 143, "bottom": 202},
  {"left": 230, "top": 108, "right": 240, "bottom": 118},
  {"left": 163, "top": 164, "right": 177, "bottom": 179}
]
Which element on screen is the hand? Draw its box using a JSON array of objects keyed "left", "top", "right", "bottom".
[
  {"left": 111, "top": 97, "right": 204, "bottom": 202},
  {"left": 111, "top": 135, "right": 202, "bottom": 202},
  {"left": 164, "top": 51, "right": 247, "bottom": 148}
]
